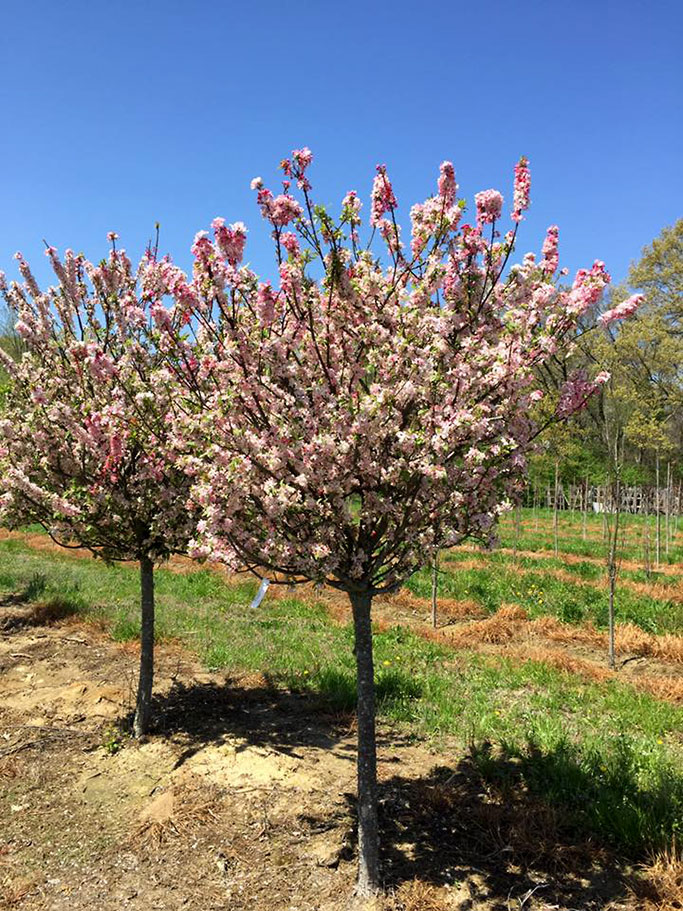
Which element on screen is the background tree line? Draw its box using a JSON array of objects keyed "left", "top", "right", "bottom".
[{"left": 529, "top": 218, "right": 683, "bottom": 500}]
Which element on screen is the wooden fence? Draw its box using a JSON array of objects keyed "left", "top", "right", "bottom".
[{"left": 534, "top": 483, "right": 682, "bottom": 516}]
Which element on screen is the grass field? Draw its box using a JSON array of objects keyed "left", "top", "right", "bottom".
[
  {"left": 1, "top": 511, "right": 683, "bottom": 867},
  {"left": 497, "top": 505, "right": 683, "bottom": 564}
]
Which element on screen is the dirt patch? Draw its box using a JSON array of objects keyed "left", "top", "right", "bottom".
[{"left": 0, "top": 611, "right": 665, "bottom": 911}]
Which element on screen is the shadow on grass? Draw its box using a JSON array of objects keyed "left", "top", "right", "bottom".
[
  {"left": 0, "top": 571, "right": 47, "bottom": 607},
  {"left": 366, "top": 738, "right": 679, "bottom": 907},
  {"left": 372, "top": 753, "right": 637, "bottom": 909},
  {"left": 115, "top": 673, "right": 677, "bottom": 909},
  {"left": 0, "top": 571, "right": 81, "bottom": 630}
]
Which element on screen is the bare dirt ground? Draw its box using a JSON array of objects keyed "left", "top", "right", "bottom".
[{"left": 1, "top": 604, "right": 677, "bottom": 911}]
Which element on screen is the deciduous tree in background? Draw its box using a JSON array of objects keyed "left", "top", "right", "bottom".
[
  {"left": 160, "top": 148, "right": 624, "bottom": 894},
  {"left": 0, "top": 241, "right": 194, "bottom": 736}
]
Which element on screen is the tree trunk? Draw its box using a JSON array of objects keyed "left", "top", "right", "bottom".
[
  {"left": 643, "top": 494, "right": 652, "bottom": 578},
  {"left": 571, "top": 480, "right": 576, "bottom": 521},
  {"left": 431, "top": 554, "right": 438, "bottom": 629},
  {"left": 513, "top": 502, "right": 521, "bottom": 560},
  {"left": 607, "top": 478, "right": 620, "bottom": 670},
  {"left": 349, "top": 590, "right": 380, "bottom": 896},
  {"left": 553, "top": 460, "right": 559, "bottom": 558},
  {"left": 665, "top": 461, "right": 671, "bottom": 560},
  {"left": 582, "top": 475, "right": 588, "bottom": 541},
  {"left": 656, "top": 453, "right": 661, "bottom": 568},
  {"left": 134, "top": 556, "right": 155, "bottom": 738}
]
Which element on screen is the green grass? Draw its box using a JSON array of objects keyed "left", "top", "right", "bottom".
[
  {"left": 444, "top": 544, "right": 683, "bottom": 589},
  {"left": 1, "top": 535, "right": 682, "bottom": 857},
  {"left": 497, "top": 506, "right": 683, "bottom": 564},
  {"left": 409, "top": 558, "right": 683, "bottom": 634}
]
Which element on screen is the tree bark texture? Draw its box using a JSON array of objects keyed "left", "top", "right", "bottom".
[
  {"left": 134, "top": 556, "right": 155, "bottom": 738},
  {"left": 349, "top": 589, "right": 380, "bottom": 896}
]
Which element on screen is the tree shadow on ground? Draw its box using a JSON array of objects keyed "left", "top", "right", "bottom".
[
  {"left": 119, "top": 679, "right": 655, "bottom": 909},
  {"left": 119, "top": 676, "right": 379, "bottom": 773},
  {"left": 368, "top": 748, "right": 644, "bottom": 910},
  {"left": 120, "top": 670, "right": 421, "bottom": 764},
  {"left": 0, "top": 577, "right": 80, "bottom": 630}
]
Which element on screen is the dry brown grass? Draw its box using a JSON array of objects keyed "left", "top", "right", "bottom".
[
  {"left": 133, "top": 780, "right": 222, "bottom": 848},
  {"left": 0, "top": 875, "right": 34, "bottom": 907},
  {"left": 0, "top": 758, "right": 20, "bottom": 780},
  {"left": 444, "top": 605, "right": 529, "bottom": 647},
  {"left": 637, "top": 676, "right": 683, "bottom": 704},
  {"left": 511, "top": 645, "right": 613, "bottom": 682},
  {"left": 629, "top": 846, "right": 683, "bottom": 910},
  {"left": 381, "top": 588, "right": 485, "bottom": 621},
  {"left": 527, "top": 615, "right": 683, "bottom": 664},
  {"left": 439, "top": 609, "right": 683, "bottom": 704},
  {"left": 447, "top": 547, "right": 683, "bottom": 605},
  {"left": 385, "top": 879, "right": 449, "bottom": 911},
  {"left": 459, "top": 541, "right": 683, "bottom": 576},
  {"left": 528, "top": 615, "right": 604, "bottom": 646}
]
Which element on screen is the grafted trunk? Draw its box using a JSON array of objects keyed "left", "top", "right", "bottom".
[
  {"left": 134, "top": 555, "right": 155, "bottom": 738},
  {"left": 349, "top": 589, "right": 380, "bottom": 896}
]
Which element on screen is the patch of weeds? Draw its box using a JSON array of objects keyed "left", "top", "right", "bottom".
[
  {"left": 111, "top": 611, "right": 139, "bottom": 641},
  {"left": 25, "top": 573, "right": 47, "bottom": 601},
  {"left": 101, "top": 724, "right": 128, "bottom": 755}
]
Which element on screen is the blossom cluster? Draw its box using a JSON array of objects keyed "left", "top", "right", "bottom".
[
  {"left": 556, "top": 369, "right": 611, "bottom": 418},
  {"left": 150, "top": 149, "right": 624, "bottom": 596},
  {"left": 0, "top": 245, "right": 194, "bottom": 562},
  {"left": 0, "top": 148, "right": 639, "bottom": 597},
  {"left": 599, "top": 293, "right": 645, "bottom": 326}
]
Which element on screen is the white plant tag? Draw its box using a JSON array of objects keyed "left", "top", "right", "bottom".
[{"left": 250, "top": 577, "right": 270, "bottom": 609}]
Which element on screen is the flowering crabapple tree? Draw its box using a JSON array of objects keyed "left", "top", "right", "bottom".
[
  {"left": 0, "top": 240, "right": 195, "bottom": 737},
  {"left": 160, "top": 148, "right": 627, "bottom": 894}
]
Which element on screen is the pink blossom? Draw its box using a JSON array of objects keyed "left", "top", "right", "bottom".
[
  {"left": 342, "top": 190, "right": 362, "bottom": 224},
  {"left": 475, "top": 189, "right": 503, "bottom": 225},
  {"left": 512, "top": 156, "right": 531, "bottom": 222},
  {"left": 540, "top": 225, "right": 559, "bottom": 275},
  {"left": 281, "top": 232, "right": 300, "bottom": 256},
  {"left": 191, "top": 230, "right": 213, "bottom": 259},
  {"left": 257, "top": 282, "right": 278, "bottom": 324},
  {"left": 556, "top": 369, "right": 606, "bottom": 418},
  {"left": 0, "top": 239, "right": 194, "bottom": 566},
  {"left": 270, "top": 194, "right": 303, "bottom": 227},
  {"left": 567, "top": 261, "right": 611, "bottom": 315},
  {"left": 292, "top": 147, "right": 313, "bottom": 171},
  {"left": 437, "top": 161, "right": 457, "bottom": 207},
  {"left": 599, "top": 293, "right": 644, "bottom": 326},
  {"left": 370, "top": 165, "right": 397, "bottom": 227},
  {"left": 377, "top": 218, "right": 402, "bottom": 255},
  {"left": 213, "top": 218, "right": 248, "bottom": 267}
]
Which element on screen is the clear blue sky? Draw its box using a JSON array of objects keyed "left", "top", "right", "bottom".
[{"left": 1, "top": 0, "right": 681, "bottom": 288}]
